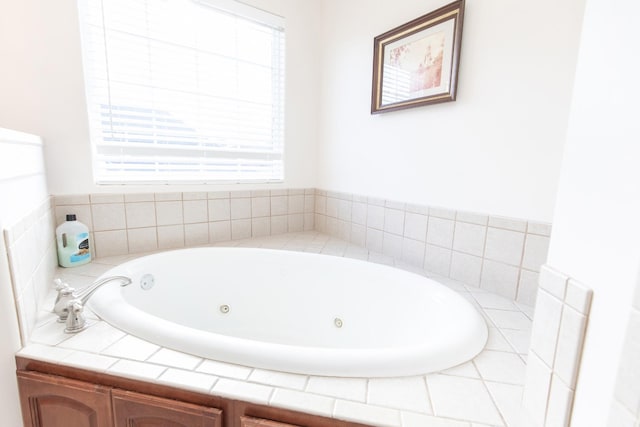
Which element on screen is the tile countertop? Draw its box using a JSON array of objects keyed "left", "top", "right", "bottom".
[{"left": 18, "top": 232, "right": 534, "bottom": 427}]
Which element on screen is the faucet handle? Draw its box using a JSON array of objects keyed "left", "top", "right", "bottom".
[
  {"left": 53, "top": 278, "right": 76, "bottom": 322},
  {"left": 54, "top": 278, "right": 69, "bottom": 291},
  {"left": 54, "top": 278, "right": 76, "bottom": 295},
  {"left": 64, "top": 300, "right": 87, "bottom": 333}
]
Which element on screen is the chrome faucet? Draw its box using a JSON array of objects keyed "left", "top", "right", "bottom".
[{"left": 53, "top": 276, "right": 132, "bottom": 324}]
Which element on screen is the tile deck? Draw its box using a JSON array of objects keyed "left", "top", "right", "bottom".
[{"left": 19, "top": 231, "right": 533, "bottom": 427}]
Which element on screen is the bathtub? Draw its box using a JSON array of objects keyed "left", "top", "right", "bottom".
[{"left": 89, "top": 248, "right": 488, "bottom": 377}]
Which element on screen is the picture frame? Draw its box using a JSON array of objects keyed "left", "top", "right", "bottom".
[{"left": 371, "top": 0, "right": 465, "bottom": 114}]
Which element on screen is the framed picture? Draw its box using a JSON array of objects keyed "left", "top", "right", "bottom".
[{"left": 371, "top": 0, "right": 465, "bottom": 114}]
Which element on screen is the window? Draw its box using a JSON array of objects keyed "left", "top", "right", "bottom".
[{"left": 77, "top": 0, "right": 285, "bottom": 184}]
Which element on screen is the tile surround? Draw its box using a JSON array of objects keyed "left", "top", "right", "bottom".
[
  {"left": 7, "top": 188, "right": 557, "bottom": 425},
  {"left": 3, "top": 196, "right": 57, "bottom": 344},
  {"left": 521, "top": 265, "right": 593, "bottom": 427},
  {"left": 314, "top": 190, "right": 551, "bottom": 304},
  {"left": 427, "top": 374, "right": 503, "bottom": 425},
  {"left": 54, "top": 189, "right": 316, "bottom": 259},
  {"left": 20, "top": 231, "right": 536, "bottom": 427}
]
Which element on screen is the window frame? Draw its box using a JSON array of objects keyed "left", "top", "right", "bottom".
[{"left": 76, "top": 0, "right": 286, "bottom": 185}]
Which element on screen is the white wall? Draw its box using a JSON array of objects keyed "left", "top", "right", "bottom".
[
  {"left": 0, "top": 128, "right": 51, "bottom": 427},
  {"left": 545, "top": 0, "right": 640, "bottom": 424},
  {"left": 0, "top": 0, "right": 321, "bottom": 195},
  {"left": 317, "top": 0, "right": 586, "bottom": 223}
]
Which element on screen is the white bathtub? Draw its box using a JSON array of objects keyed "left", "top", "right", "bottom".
[{"left": 89, "top": 248, "right": 488, "bottom": 377}]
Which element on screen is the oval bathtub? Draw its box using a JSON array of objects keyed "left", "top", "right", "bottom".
[{"left": 89, "top": 248, "right": 488, "bottom": 377}]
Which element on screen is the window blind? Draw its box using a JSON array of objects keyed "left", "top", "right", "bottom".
[{"left": 77, "top": 0, "right": 285, "bottom": 184}]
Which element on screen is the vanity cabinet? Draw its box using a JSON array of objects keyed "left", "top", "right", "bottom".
[
  {"left": 240, "top": 416, "right": 299, "bottom": 427},
  {"left": 112, "top": 389, "right": 222, "bottom": 427},
  {"left": 17, "top": 371, "right": 113, "bottom": 427},
  {"left": 18, "top": 371, "right": 223, "bottom": 427},
  {"left": 16, "top": 357, "right": 368, "bottom": 427}
]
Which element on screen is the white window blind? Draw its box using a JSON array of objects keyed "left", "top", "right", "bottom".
[{"left": 76, "top": 0, "right": 285, "bottom": 184}]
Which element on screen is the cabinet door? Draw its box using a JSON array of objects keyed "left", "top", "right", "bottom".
[
  {"left": 240, "top": 416, "right": 300, "bottom": 427},
  {"left": 17, "top": 371, "right": 113, "bottom": 427},
  {"left": 112, "top": 389, "right": 222, "bottom": 427}
]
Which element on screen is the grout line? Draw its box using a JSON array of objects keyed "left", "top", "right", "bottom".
[
  {"left": 153, "top": 366, "right": 169, "bottom": 381},
  {"left": 422, "top": 375, "right": 435, "bottom": 415},
  {"left": 144, "top": 346, "right": 163, "bottom": 363},
  {"left": 266, "top": 385, "right": 277, "bottom": 404},
  {"left": 514, "top": 232, "right": 528, "bottom": 304},
  {"left": 208, "top": 376, "right": 220, "bottom": 393},
  {"left": 478, "top": 375, "right": 510, "bottom": 427},
  {"left": 494, "top": 326, "right": 527, "bottom": 357},
  {"left": 364, "top": 378, "right": 370, "bottom": 405}
]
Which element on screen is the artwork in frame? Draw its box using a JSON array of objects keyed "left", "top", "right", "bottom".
[{"left": 371, "top": 0, "right": 465, "bottom": 114}]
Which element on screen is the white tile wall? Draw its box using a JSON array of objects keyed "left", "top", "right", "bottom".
[
  {"left": 156, "top": 201, "right": 184, "bottom": 226},
  {"left": 529, "top": 290, "right": 564, "bottom": 367},
  {"left": 210, "top": 221, "right": 231, "bottom": 242},
  {"left": 427, "top": 217, "right": 455, "bottom": 248},
  {"left": 209, "top": 199, "right": 231, "bottom": 221},
  {"left": 158, "top": 225, "right": 184, "bottom": 249},
  {"left": 53, "top": 189, "right": 316, "bottom": 259},
  {"left": 425, "top": 244, "right": 452, "bottom": 277},
  {"left": 546, "top": 375, "right": 573, "bottom": 427},
  {"left": 230, "top": 198, "right": 251, "bottom": 220},
  {"left": 521, "top": 265, "right": 593, "bottom": 427},
  {"left": 125, "top": 202, "right": 156, "bottom": 228},
  {"left": 251, "top": 217, "right": 271, "bottom": 238},
  {"left": 314, "top": 190, "right": 551, "bottom": 303},
  {"left": 484, "top": 228, "right": 525, "bottom": 266},
  {"left": 521, "top": 353, "right": 553, "bottom": 427},
  {"left": 185, "top": 223, "right": 209, "bottom": 246},
  {"left": 453, "top": 222, "right": 486, "bottom": 257},
  {"left": 182, "top": 191, "right": 207, "bottom": 201},
  {"left": 450, "top": 252, "right": 482, "bottom": 286},
  {"left": 127, "top": 227, "right": 157, "bottom": 253},
  {"left": 4, "top": 197, "right": 56, "bottom": 343},
  {"left": 9, "top": 188, "right": 561, "bottom": 425},
  {"left": 367, "top": 204, "right": 385, "bottom": 230},
  {"left": 480, "top": 260, "right": 519, "bottom": 298},
  {"left": 94, "top": 230, "right": 128, "bottom": 257},
  {"left": 251, "top": 197, "right": 271, "bottom": 218},
  {"left": 92, "top": 202, "right": 126, "bottom": 231},
  {"left": 366, "top": 228, "right": 384, "bottom": 253},
  {"left": 231, "top": 219, "right": 252, "bottom": 240},
  {"left": 404, "top": 212, "right": 428, "bottom": 241}
]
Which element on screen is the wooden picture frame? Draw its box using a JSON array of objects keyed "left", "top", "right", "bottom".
[{"left": 371, "top": 0, "right": 465, "bottom": 114}]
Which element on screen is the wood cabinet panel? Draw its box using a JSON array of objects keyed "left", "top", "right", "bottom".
[
  {"left": 240, "top": 416, "right": 300, "bottom": 427},
  {"left": 16, "top": 357, "right": 371, "bottom": 427},
  {"left": 17, "top": 371, "right": 113, "bottom": 427},
  {"left": 112, "top": 389, "right": 222, "bottom": 427}
]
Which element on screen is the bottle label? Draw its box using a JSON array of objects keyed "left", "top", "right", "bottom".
[{"left": 70, "top": 232, "right": 91, "bottom": 263}]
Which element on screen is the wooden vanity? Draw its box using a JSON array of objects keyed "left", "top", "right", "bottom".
[{"left": 16, "top": 357, "right": 369, "bottom": 427}]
